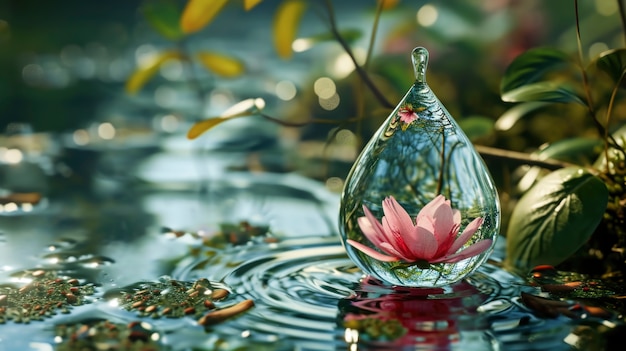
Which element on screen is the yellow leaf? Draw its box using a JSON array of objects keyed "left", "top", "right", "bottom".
[
  {"left": 180, "top": 0, "right": 229, "bottom": 34},
  {"left": 273, "top": 0, "right": 306, "bottom": 59},
  {"left": 125, "top": 51, "right": 181, "bottom": 95},
  {"left": 196, "top": 51, "right": 245, "bottom": 77},
  {"left": 244, "top": 0, "right": 263, "bottom": 11},
  {"left": 187, "top": 118, "right": 229, "bottom": 139},
  {"left": 378, "top": 0, "right": 399, "bottom": 10},
  {"left": 187, "top": 98, "right": 266, "bottom": 139}
]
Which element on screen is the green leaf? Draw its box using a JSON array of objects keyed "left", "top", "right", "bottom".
[
  {"left": 505, "top": 167, "right": 609, "bottom": 275},
  {"left": 457, "top": 116, "right": 495, "bottom": 141},
  {"left": 535, "top": 138, "right": 603, "bottom": 164},
  {"left": 141, "top": 0, "right": 183, "bottom": 40},
  {"left": 305, "top": 28, "right": 362, "bottom": 44},
  {"left": 593, "top": 124, "right": 626, "bottom": 169},
  {"left": 501, "top": 82, "right": 586, "bottom": 105},
  {"left": 495, "top": 101, "right": 550, "bottom": 131},
  {"left": 516, "top": 138, "right": 604, "bottom": 192},
  {"left": 594, "top": 48, "right": 626, "bottom": 84},
  {"left": 501, "top": 47, "right": 571, "bottom": 94}
]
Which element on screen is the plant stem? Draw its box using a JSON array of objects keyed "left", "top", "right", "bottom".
[
  {"left": 436, "top": 132, "right": 445, "bottom": 195},
  {"left": 574, "top": 1, "right": 598, "bottom": 123},
  {"left": 603, "top": 71, "right": 626, "bottom": 165},
  {"left": 573, "top": 0, "right": 623, "bottom": 155},
  {"left": 322, "top": 0, "right": 394, "bottom": 109},
  {"left": 618, "top": 0, "right": 626, "bottom": 46},
  {"left": 178, "top": 39, "right": 208, "bottom": 119}
]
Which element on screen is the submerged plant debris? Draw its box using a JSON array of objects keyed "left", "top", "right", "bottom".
[
  {"left": 162, "top": 221, "right": 275, "bottom": 248},
  {"left": 55, "top": 320, "right": 163, "bottom": 351},
  {"left": 114, "top": 277, "right": 254, "bottom": 326},
  {"left": 0, "top": 270, "right": 95, "bottom": 324},
  {"left": 525, "top": 265, "right": 624, "bottom": 319}
]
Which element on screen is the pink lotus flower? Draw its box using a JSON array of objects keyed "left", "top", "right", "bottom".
[
  {"left": 347, "top": 195, "right": 491, "bottom": 266},
  {"left": 397, "top": 104, "right": 420, "bottom": 124}
]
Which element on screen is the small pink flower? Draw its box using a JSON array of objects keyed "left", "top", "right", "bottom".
[
  {"left": 397, "top": 104, "right": 420, "bottom": 124},
  {"left": 347, "top": 195, "right": 491, "bottom": 266}
]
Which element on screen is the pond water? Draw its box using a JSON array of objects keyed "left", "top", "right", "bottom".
[{"left": 1, "top": 128, "right": 622, "bottom": 351}]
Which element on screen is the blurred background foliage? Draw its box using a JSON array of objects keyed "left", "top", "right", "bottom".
[
  {"left": 1, "top": 0, "right": 621, "bottom": 140},
  {"left": 2, "top": 0, "right": 626, "bottom": 276},
  {"left": 1, "top": 0, "right": 624, "bottom": 179}
]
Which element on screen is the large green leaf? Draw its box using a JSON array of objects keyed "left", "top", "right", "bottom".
[
  {"left": 495, "top": 101, "right": 551, "bottom": 131},
  {"left": 516, "top": 138, "right": 604, "bottom": 193},
  {"left": 501, "top": 82, "right": 586, "bottom": 105},
  {"left": 594, "top": 48, "right": 626, "bottom": 84},
  {"left": 501, "top": 47, "right": 572, "bottom": 94},
  {"left": 505, "top": 167, "right": 608, "bottom": 275},
  {"left": 535, "top": 138, "right": 603, "bottom": 164}
]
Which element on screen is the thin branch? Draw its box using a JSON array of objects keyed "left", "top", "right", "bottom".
[
  {"left": 259, "top": 113, "right": 362, "bottom": 127},
  {"left": 260, "top": 111, "right": 573, "bottom": 170},
  {"left": 364, "top": 0, "right": 384, "bottom": 70},
  {"left": 323, "top": 0, "right": 394, "bottom": 109},
  {"left": 475, "top": 145, "right": 574, "bottom": 170}
]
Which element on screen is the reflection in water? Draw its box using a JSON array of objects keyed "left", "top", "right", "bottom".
[{"left": 338, "top": 276, "right": 496, "bottom": 350}]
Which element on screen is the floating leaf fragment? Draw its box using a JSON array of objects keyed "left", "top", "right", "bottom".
[{"left": 197, "top": 299, "right": 255, "bottom": 326}]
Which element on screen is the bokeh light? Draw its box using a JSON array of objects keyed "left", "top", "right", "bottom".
[
  {"left": 417, "top": 4, "right": 439, "bottom": 27},
  {"left": 595, "top": 0, "right": 617, "bottom": 16},
  {"left": 97, "top": 122, "right": 116, "bottom": 140},
  {"left": 313, "top": 77, "right": 337, "bottom": 99},
  {"left": 276, "top": 80, "right": 297, "bottom": 101}
]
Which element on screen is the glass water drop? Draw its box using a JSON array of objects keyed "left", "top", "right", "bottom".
[{"left": 338, "top": 47, "right": 500, "bottom": 287}]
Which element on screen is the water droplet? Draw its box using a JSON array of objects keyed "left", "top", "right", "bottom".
[{"left": 339, "top": 47, "right": 500, "bottom": 287}]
